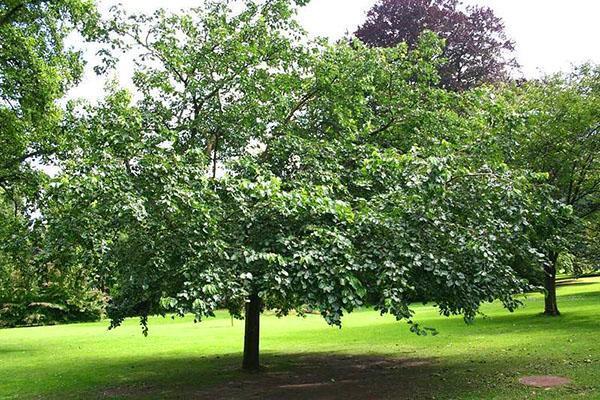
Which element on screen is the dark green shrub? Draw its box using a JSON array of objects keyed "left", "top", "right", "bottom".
[{"left": 0, "top": 263, "right": 105, "bottom": 328}]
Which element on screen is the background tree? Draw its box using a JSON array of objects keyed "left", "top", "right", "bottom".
[
  {"left": 517, "top": 66, "right": 599, "bottom": 315},
  {"left": 355, "top": 0, "right": 517, "bottom": 91},
  {"left": 0, "top": 0, "right": 101, "bottom": 326},
  {"left": 490, "top": 65, "right": 600, "bottom": 315}
]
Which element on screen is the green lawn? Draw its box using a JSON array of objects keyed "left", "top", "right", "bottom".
[{"left": 1, "top": 277, "right": 599, "bottom": 399}]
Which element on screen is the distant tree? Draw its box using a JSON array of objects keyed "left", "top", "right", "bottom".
[
  {"left": 491, "top": 65, "right": 600, "bottom": 315},
  {"left": 0, "top": 0, "right": 101, "bottom": 326},
  {"left": 518, "top": 66, "right": 600, "bottom": 315},
  {"left": 355, "top": 0, "right": 517, "bottom": 91}
]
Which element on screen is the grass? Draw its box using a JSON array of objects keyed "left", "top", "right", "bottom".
[{"left": 1, "top": 276, "right": 599, "bottom": 399}]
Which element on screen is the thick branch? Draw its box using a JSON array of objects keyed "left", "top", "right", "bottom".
[{"left": 367, "top": 117, "right": 398, "bottom": 137}]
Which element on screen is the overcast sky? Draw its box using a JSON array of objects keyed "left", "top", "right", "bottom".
[{"left": 69, "top": 0, "right": 600, "bottom": 99}]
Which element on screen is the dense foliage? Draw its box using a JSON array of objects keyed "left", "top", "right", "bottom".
[
  {"left": 355, "top": 0, "right": 517, "bottom": 91},
  {"left": 0, "top": 0, "right": 102, "bottom": 326},
  {"left": 0, "top": 197, "right": 104, "bottom": 327},
  {"left": 2, "top": 0, "right": 597, "bottom": 373},
  {"left": 0, "top": 0, "right": 97, "bottom": 205},
  {"left": 40, "top": 0, "right": 556, "bottom": 370}
]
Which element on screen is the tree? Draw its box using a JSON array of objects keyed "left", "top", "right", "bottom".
[
  {"left": 47, "top": 0, "right": 544, "bottom": 371},
  {"left": 0, "top": 1, "right": 104, "bottom": 325},
  {"left": 509, "top": 66, "right": 600, "bottom": 315},
  {"left": 355, "top": 0, "right": 517, "bottom": 91},
  {"left": 0, "top": 0, "right": 97, "bottom": 208}
]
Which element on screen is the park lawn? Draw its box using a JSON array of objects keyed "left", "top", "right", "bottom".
[{"left": 1, "top": 277, "right": 599, "bottom": 400}]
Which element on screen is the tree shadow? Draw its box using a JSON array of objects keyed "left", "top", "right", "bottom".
[
  {"left": 0, "top": 346, "right": 31, "bottom": 355},
  {"left": 66, "top": 346, "right": 600, "bottom": 400},
  {"left": 46, "top": 352, "right": 539, "bottom": 400},
  {"left": 4, "top": 285, "right": 597, "bottom": 399},
  {"left": 3, "top": 317, "right": 594, "bottom": 400}
]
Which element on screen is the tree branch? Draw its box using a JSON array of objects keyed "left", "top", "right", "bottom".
[
  {"left": 1, "top": 149, "right": 46, "bottom": 171},
  {"left": 367, "top": 117, "right": 398, "bottom": 137},
  {"left": 284, "top": 88, "right": 319, "bottom": 124}
]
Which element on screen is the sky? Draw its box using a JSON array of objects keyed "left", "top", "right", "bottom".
[{"left": 68, "top": 0, "right": 600, "bottom": 100}]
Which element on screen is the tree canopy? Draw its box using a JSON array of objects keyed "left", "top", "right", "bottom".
[
  {"left": 0, "top": 0, "right": 97, "bottom": 208},
  {"left": 41, "top": 0, "right": 552, "bottom": 370},
  {"left": 0, "top": 0, "right": 103, "bottom": 326}
]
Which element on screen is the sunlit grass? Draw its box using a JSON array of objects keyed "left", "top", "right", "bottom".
[{"left": 1, "top": 277, "right": 599, "bottom": 399}]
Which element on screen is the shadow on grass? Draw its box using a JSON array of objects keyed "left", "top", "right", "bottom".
[
  {"left": 47, "top": 352, "right": 543, "bottom": 400},
  {"left": 0, "top": 346, "right": 31, "bottom": 355},
  {"left": 5, "top": 287, "right": 598, "bottom": 400},
  {"left": 22, "top": 306, "right": 599, "bottom": 400}
]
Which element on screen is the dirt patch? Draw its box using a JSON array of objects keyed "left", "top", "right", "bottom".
[
  {"left": 189, "top": 354, "right": 438, "bottom": 400},
  {"left": 519, "top": 375, "right": 571, "bottom": 388},
  {"left": 102, "top": 383, "right": 157, "bottom": 398}
]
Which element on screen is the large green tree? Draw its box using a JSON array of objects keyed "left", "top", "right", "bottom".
[{"left": 47, "top": 0, "right": 547, "bottom": 371}]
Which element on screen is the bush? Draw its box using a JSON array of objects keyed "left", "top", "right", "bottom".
[{"left": 0, "top": 263, "right": 105, "bottom": 328}]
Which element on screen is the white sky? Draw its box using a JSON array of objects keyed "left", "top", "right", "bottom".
[{"left": 69, "top": 0, "right": 600, "bottom": 100}]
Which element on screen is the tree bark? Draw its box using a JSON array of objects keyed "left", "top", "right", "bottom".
[
  {"left": 242, "top": 293, "right": 261, "bottom": 371},
  {"left": 543, "top": 253, "right": 560, "bottom": 316}
]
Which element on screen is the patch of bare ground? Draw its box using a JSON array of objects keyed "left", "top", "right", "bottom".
[
  {"left": 101, "top": 383, "right": 157, "bottom": 398},
  {"left": 190, "top": 354, "right": 438, "bottom": 400},
  {"left": 519, "top": 375, "right": 571, "bottom": 388},
  {"left": 99, "top": 354, "right": 440, "bottom": 399}
]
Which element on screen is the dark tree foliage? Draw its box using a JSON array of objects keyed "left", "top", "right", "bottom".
[
  {"left": 0, "top": 0, "right": 102, "bottom": 327},
  {"left": 355, "top": 0, "right": 517, "bottom": 91}
]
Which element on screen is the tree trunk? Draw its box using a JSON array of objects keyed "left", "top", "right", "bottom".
[
  {"left": 544, "top": 253, "right": 560, "bottom": 316},
  {"left": 242, "top": 293, "right": 261, "bottom": 371}
]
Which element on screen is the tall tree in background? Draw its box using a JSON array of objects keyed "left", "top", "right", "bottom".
[
  {"left": 483, "top": 64, "right": 600, "bottom": 316},
  {"left": 355, "top": 0, "right": 517, "bottom": 91},
  {"left": 511, "top": 65, "right": 600, "bottom": 316},
  {"left": 0, "top": 0, "right": 101, "bottom": 326}
]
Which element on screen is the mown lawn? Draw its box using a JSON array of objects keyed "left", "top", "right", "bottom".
[{"left": 1, "top": 277, "right": 599, "bottom": 399}]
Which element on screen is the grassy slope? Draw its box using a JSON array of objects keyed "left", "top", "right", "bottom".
[{"left": 1, "top": 277, "right": 599, "bottom": 400}]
